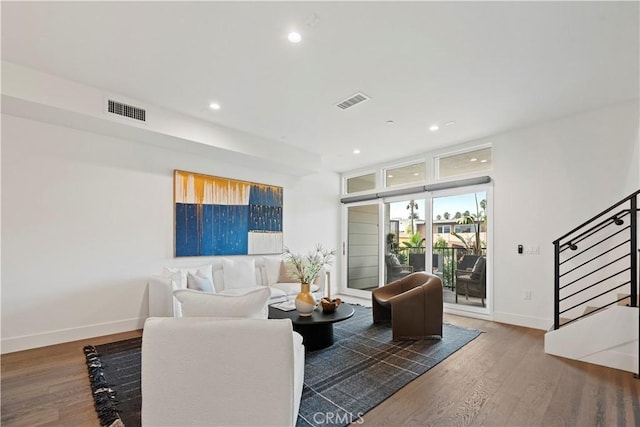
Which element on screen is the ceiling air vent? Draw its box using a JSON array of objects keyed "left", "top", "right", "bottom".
[
  {"left": 336, "top": 92, "right": 370, "bottom": 110},
  {"left": 107, "top": 99, "right": 146, "bottom": 122}
]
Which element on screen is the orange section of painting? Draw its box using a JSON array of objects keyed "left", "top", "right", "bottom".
[
  {"left": 174, "top": 170, "right": 228, "bottom": 204},
  {"left": 174, "top": 170, "right": 265, "bottom": 205}
]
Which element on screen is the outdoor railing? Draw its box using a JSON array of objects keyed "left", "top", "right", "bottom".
[{"left": 395, "top": 246, "right": 485, "bottom": 290}]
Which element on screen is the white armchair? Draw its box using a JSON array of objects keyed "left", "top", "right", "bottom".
[{"left": 142, "top": 317, "right": 305, "bottom": 426}]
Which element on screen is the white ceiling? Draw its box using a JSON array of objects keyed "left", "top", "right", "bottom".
[{"left": 2, "top": 1, "right": 638, "bottom": 172}]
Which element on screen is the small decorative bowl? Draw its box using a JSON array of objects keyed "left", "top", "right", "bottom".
[{"left": 320, "top": 298, "right": 342, "bottom": 314}]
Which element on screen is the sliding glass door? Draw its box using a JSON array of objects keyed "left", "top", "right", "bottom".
[
  {"left": 341, "top": 184, "right": 490, "bottom": 316},
  {"left": 344, "top": 202, "right": 381, "bottom": 297},
  {"left": 383, "top": 196, "right": 427, "bottom": 284},
  {"left": 432, "top": 187, "right": 490, "bottom": 313}
]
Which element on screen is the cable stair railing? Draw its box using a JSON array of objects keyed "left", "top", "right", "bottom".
[{"left": 553, "top": 189, "right": 639, "bottom": 376}]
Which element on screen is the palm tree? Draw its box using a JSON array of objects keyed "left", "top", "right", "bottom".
[
  {"left": 454, "top": 211, "right": 462, "bottom": 219},
  {"left": 451, "top": 194, "right": 486, "bottom": 255},
  {"left": 443, "top": 212, "right": 450, "bottom": 220},
  {"left": 436, "top": 214, "right": 442, "bottom": 220},
  {"left": 406, "top": 200, "right": 419, "bottom": 235}
]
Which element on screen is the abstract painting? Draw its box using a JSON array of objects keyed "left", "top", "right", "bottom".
[{"left": 174, "top": 170, "right": 283, "bottom": 256}]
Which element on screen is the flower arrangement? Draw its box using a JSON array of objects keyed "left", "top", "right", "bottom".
[{"left": 283, "top": 244, "right": 335, "bottom": 284}]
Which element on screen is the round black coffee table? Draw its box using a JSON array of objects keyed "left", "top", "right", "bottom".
[{"left": 268, "top": 303, "right": 355, "bottom": 351}]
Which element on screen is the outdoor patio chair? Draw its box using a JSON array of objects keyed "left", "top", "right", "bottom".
[
  {"left": 372, "top": 272, "right": 443, "bottom": 340},
  {"left": 456, "top": 254, "right": 480, "bottom": 271},
  {"left": 455, "top": 255, "right": 486, "bottom": 307},
  {"left": 409, "top": 253, "right": 426, "bottom": 272},
  {"left": 385, "top": 254, "right": 414, "bottom": 283}
]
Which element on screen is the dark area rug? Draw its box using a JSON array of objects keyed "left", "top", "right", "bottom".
[
  {"left": 83, "top": 305, "right": 481, "bottom": 427},
  {"left": 84, "top": 337, "right": 141, "bottom": 427}
]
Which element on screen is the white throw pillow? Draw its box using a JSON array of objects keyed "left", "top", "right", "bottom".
[
  {"left": 212, "top": 268, "right": 225, "bottom": 292},
  {"left": 187, "top": 271, "right": 215, "bottom": 293},
  {"left": 163, "top": 264, "right": 213, "bottom": 289},
  {"left": 173, "top": 287, "right": 270, "bottom": 319},
  {"left": 162, "top": 266, "right": 182, "bottom": 287},
  {"left": 263, "top": 257, "right": 284, "bottom": 284},
  {"left": 256, "top": 266, "right": 268, "bottom": 286},
  {"left": 222, "top": 258, "right": 257, "bottom": 290}
]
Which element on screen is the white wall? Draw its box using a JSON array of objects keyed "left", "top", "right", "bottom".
[
  {"left": 489, "top": 100, "right": 639, "bottom": 328},
  {"left": 284, "top": 170, "right": 342, "bottom": 295},
  {"left": 343, "top": 99, "right": 639, "bottom": 329},
  {"left": 1, "top": 114, "right": 341, "bottom": 353},
  {"left": 1, "top": 61, "right": 318, "bottom": 175}
]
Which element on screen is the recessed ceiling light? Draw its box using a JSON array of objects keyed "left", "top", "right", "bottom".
[
  {"left": 445, "top": 121, "right": 456, "bottom": 126},
  {"left": 413, "top": 172, "right": 419, "bottom": 176},
  {"left": 386, "top": 120, "right": 395, "bottom": 125},
  {"left": 388, "top": 174, "right": 393, "bottom": 178},
  {"left": 353, "top": 149, "right": 360, "bottom": 154},
  {"left": 480, "top": 159, "right": 488, "bottom": 163},
  {"left": 209, "top": 102, "right": 221, "bottom": 110},
  {"left": 470, "top": 158, "right": 478, "bottom": 162},
  {"left": 429, "top": 124, "right": 439, "bottom": 131},
  {"left": 288, "top": 32, "right": 302, "bottom": 43}
]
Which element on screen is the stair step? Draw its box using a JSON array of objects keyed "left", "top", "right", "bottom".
[
  {"left": 617, "top": 293, "right": 639, "bottom": 306},
  {"left": 545, "top": 305, "right": 639, "bottom": 373},
  {"left": 559, "top": 306, "right": 606, "bottom": 326},
  {"left": 583, "top": 306, "right": 600, "bottom": 315}
]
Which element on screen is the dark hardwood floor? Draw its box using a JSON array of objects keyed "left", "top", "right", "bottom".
[
  {"left": 1, "top": 315, "right": 638, "bottom": 426},
  {"left": 1, "top": 330, "right": 142, "bottom": 427}
]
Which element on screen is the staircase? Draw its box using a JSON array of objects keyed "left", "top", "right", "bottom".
[{"left": 545, "top": 190, "right": 640, "bottom": 374}]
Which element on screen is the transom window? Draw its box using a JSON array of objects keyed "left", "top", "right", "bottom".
[
  {"left": 345, "top": 173, "right": 376, "bottom": 194},
  {"left": 384, "top": 161, "right": 426, "bottom": 188},
  {"left": 436, "top": 147, "right": 492, "bottom": 179}
]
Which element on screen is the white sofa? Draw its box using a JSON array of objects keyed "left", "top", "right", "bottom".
[
  {"left": 142, "top": 317, "right": 305, "bottom": 426},
  {"left": 148, "top": 255, "right": 325, "bottom": 317}
]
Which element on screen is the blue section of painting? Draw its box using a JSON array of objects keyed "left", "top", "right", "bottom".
[
  {"left": 212, "top": 205, "right": 249, "bottom": 255},
  {"left": 248, "top": 185, "right": 283, "bottom": 207},
  {"left": 175, "top": 203, "right": 200, "bottom": 257},
  {"left": 249, "top": 205, "right": 282, "bottom": 231},
  {"left": 200, "top": 204, "right": 215, "bottom": 256},
  {"left": 248, "top": 185, "right": 283, "bottom": 232},
  {"left": 175, "top": 182, "right": 282, "bottom": 257}
]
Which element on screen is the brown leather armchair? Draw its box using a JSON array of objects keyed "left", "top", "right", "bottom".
[{"left": 372, "top": 272, "right": 443, "bottom": 340}]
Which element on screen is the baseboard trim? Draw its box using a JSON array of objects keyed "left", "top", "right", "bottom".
[
  {"left": 444, "top": 305, "right": 493, "bottom": 322},
  {"left": 493, "top": 311, "right": 550, "bottom": 331},
  {"left": 1, "top": 317, "right": 146, "bottom": 354}
]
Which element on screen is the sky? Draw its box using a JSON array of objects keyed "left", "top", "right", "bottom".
[{"left": 389, "top": 192, "right": 486, "bottom": 220}]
